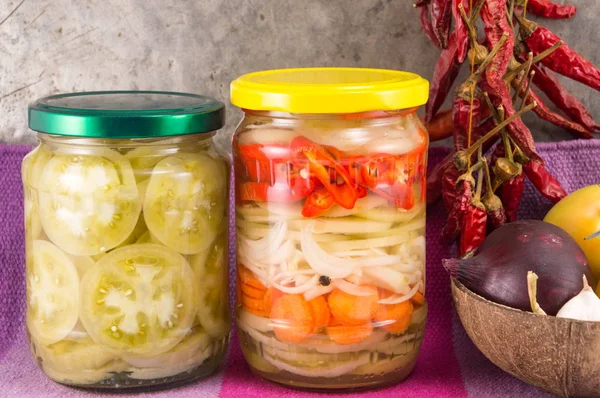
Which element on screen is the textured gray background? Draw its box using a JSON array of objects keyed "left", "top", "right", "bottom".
[{"left": 1, "top": 0, "right": 598, "bottom": 151}]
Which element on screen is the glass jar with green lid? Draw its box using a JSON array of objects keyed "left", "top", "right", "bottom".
[{"left": 22, "top": 91, "right": 230, "bottom": 390}]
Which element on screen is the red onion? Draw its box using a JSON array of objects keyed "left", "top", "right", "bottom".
[{"left": 443, "top": 220, "right": 592, "bottom": 315}]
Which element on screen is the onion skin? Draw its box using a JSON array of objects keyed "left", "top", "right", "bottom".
[{"left": 443, "top": 220, "right": 592, "bottom": 315}]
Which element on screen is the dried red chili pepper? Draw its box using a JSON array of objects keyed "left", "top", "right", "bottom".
[
  {"left": 416, "top": 0, "right": 444, "bottom": 49},
  {"left": 452, "top": 92, "right": 481, "bottom": 151},
  {"left": 451, "top": 0, "right": 470, "bottom": 62},
  {"left": 441, "top": 163, "right": 460, "bottom": 212},
  {"left": 442, "top": 171, "right": 474, "bottom": 244},
  {"left": 425, "top": 31, "right": 462, "bottom": 121},
  {"left": 526, "top": 87, "right": 592, "bottom": 139},
  {"left": 431, "top": 0, "right": 453, "bottom": 49},
  {"left": 480, "top": 0, "right": 538, "bottom": 163},
  {"left": 427, "top": 151, "right": 454, "bottom": 205},
  {"left": 459, "top": 200, "right": 487, "bottom": 256},
  {"left": 519, "top": 16, "right": 600, "bottom": 92},
  {"left": 530, "top": 64, "right": 600, "bottom": 133},
  {"left": 523, "top": 159, "right": 567, "bottom": 204},
  {"left": 424, "top": 108, "right": 453, "bottom": 141},
  {"left": 526, "top": 0, "right": 577, "bottom": 20},
  {"left": 484, "top": 195, "right": 507, "bottom": 230},
  {"left": 482, "top": 159, "right": 506, "bottom": 231},
  {"left": 501, "top": 172, "right": 525, "bottom": 222}
]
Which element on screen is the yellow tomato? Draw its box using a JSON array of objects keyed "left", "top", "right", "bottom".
[{"left": 544, "top": 185, "right": 600, "bottom": 280}]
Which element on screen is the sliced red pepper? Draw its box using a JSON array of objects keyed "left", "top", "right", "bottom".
[
  {"left": 237, "top": 143, "right": 292, "bottom": 184},
  {"left": 290, "top": 136, "right": 358, "bottom": 209},
  {"left": 239, "top": 177, "right": 314, "bottom": 202},
  {"left": 360, "top": 154, "right": 416, "bottom": 210},
  {"left": 302, "top": 186, "right": 335, "bottom": 217}
]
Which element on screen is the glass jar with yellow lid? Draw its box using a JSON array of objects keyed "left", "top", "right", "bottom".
[
  {"left": 22, "top": 91, "right": 230, "bottom": 390},
  {"left": 230, "top": 68, "right": 429, "bottom": 390}
]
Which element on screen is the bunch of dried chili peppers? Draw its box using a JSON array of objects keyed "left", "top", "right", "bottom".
[{"left": 417, "top": 0, "right": 600, "bottom": 257}]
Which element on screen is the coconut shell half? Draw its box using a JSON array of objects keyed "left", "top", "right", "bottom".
[{"left": 452, "top": 279, "right": 600, "bottom": 398}]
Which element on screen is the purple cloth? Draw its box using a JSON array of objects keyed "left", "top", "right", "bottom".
[{"left": 3, "top": 140, "right": 598, "bottom": 397}]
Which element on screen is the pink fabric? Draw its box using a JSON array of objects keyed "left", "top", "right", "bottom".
[{"left": 3, "top": 140, "right": 593, "bottom": 397}]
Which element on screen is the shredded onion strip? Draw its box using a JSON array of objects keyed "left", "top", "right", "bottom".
[
  {"left": 271, "top": 273, "right": 320, "bottom": 294},
  {"left": 301, "top": 224, "right": 404, "bottom": 279},
  {"left": 378, "top": 282, "right": 421, "bottom": 305},
  {"left": 334, "top": 279, "right": 378, "bottom": 297}
]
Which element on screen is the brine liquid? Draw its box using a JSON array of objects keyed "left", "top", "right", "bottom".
[
  {"left": 233, "top": 111, "right": 428, "bottom": 389},
  {"left": 22, "top": 136, "right": 230, "bottom": 390}
]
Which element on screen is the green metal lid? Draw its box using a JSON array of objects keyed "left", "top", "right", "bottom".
[{"left": 28, "top": 91, "right": 225, "bottom": 138}]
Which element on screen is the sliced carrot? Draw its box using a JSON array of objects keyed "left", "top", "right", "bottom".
[
  {"left": 326, "top": 322, "right": 373, "bottom": 345},
  {"left": 411, "top": 291, "right": 426, "bottom": 307},
  {"left": 242, "top": 294, "right": 266, "bottom": 311},
  {"left": 244, "top": 306, "right": 268, "bottom": 317},
  {"left": 308, "top": 295, "right": 331, "bottom": 331},
  {"left": 263, "top": 286, "right": 285, "bottom": 315},
  {"left": 236, "top": 276, "right": 243, "bottom": 306},
  {"left": 374, "top": 299, "right": 414, "bottom": 334},
  {"left": 270, "top": 294, "right": 314, "bottom": 343},
  {"left": 238, "top": 266, "right": 266, "bottom": 290},
  {"left": 327, "top": 287, "right": 378, "bottom": 326},
  {"left": 241, "top": 282, "right": 267, "bottom": 299}
]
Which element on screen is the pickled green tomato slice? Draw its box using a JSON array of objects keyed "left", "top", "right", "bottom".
[
  {"left": 126, "top": 147, "right": 168, "bottom": 183},
  {"left": 22, "top": 144, "right": 53, "bottom": 189},
  {"left": 144, "top": 153, "right": 227, "bottom": 255},
  {"left": 79, "top": 244, "right": 197, "bottom": 356},
  {"left": 27, "top": 240, "right": 80, "bottom": 345},
  {"left": 193, "top": 233, "right": 231, "bottom": 339},
  {"left": 36, "top": 337, "right": 117, "bottom": 371},
  {"left": 37, "top": 149, "right": 141, "bottom": 256}
]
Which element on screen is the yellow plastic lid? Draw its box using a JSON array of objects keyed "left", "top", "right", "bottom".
[{"left": 230, "top": 68, "right": 430, "bottom": 114}]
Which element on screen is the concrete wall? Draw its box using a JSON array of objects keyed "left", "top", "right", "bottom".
[{"left": 1, "top": 0, "right": 598, "bottom": 151}]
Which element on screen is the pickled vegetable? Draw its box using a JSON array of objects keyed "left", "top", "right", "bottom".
[
  {"left": 234, "top": 111, "right": 427, "bottom": 388},
  {"left": 23, "top": 140, "right": 230, "bottom": 388}
]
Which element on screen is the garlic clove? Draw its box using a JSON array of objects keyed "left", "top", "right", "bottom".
[{"left": 556, "top": 275, "right": 600, "bottom": 322}]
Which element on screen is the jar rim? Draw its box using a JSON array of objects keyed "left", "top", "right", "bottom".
[{"left": 28, "top": 91, "right": 225, "bottom": 138}]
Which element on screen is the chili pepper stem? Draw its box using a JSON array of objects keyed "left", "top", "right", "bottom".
[
  {"left": 504, "top": 41, "right": 562, "bottom": 83},
  {"left": 461, "top": 32, "right": 509, "bottom": 89},
  {"left": 513, "top": 53, "right": 534, "bottom": 102},
  {"left": 470, "top": 0, "right": 486, "bottom": 24},
  {"left": 519, "top": 71, "right": 536, "bottom": 111},
  {"left": 463, "top": 102, "right": 537, "bottom": 160}
]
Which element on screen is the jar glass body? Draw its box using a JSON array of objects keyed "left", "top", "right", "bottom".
[
  {"left": 233, "top": 109, "right": 428, "bottom": 390},
  {"left": 22, "top": 133, "right": 231, "bottom": 390}
]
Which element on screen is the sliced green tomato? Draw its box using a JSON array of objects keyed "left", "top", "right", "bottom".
[
  {"left": 126, "top": 147, "right": 168, "bottom": 183},
  {"left": 79, "top": 244, "right": 197, "bottom": 356},
  {"left": 27, "top": 240, "right": 80, "bottom": 345},
  {"left": 123, "top": 328, "right": 213, "bottom": 368},
  {"left": 37, "top": 149, "right": 141, "bottom": 256},
  {"left": 144, "top": 153, "right": 227, "bottom": 255},
  {"left": 36, "top": 338, "right": 117, "bottom": 371},
  {"left": 42, "top": 359, "right": 128, "bottom": 385},
  {"left": 22, "top": 144, "right": 53, "bottom": 189},
  {"left": 193, "top": 233, "right": 231, "bottom": 339},
  {"left": 137, "top": 179, "right": 150, "bottom": 205},
  {"left": 24, "top": 191, "right": 42, "bottom": 240},
  {"left": 69, "top": 255, "right": 95, "bottom": 279}
]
